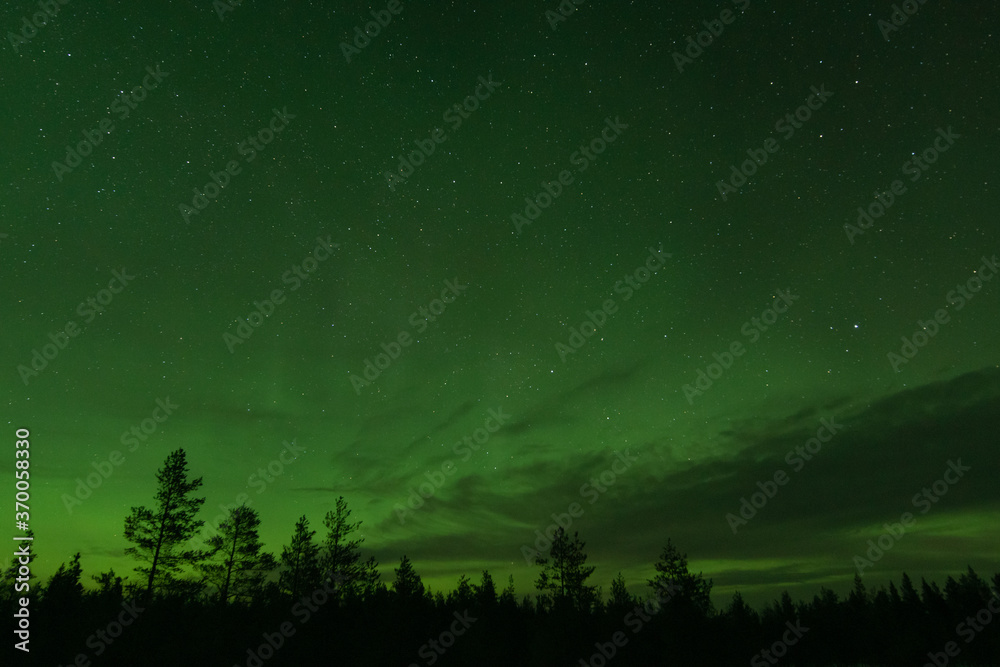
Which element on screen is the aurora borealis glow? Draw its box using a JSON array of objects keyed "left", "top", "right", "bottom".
[{"left": 2, "top": 0, "right": 998, "bottom": 610}]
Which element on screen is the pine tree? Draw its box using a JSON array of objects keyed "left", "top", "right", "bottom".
[
  {"left": 849, "top": 573, "right": 869, "bottom": 610},
  {"left": 42, "top": 552, "right": 84, "bottom": 609},
  {"left": 725, "top": 590, "right": 758, "bottom": 622},
  {"left": 448, "top": 574, "right": 475, "bottom": 606},
  {"left": 900, "top": 572, "right": 921, "bottom": 607},
  {"left": 888, "top": 580, "right": 902, "bottom": 608},
  {"left": 90, "top": 569, "right": 125, "bottom": 603},
  {"left": 358, "top": 555, "right": 383, "bottom": 598},
  {"left": 279, "top": 515, "right": 322, "bottom": 600},
  {"left": 762, "top": 590, "right": 797, "bottom": 630},
  {"left": 475, "top": 570, "right": 497, "bottom": 608},
  {"left": 321, "top": 496, "right": 368, "bottom": 597},
  {"left": 499, "top": 574, "right": 517, "bottom": 609},
  {"left": 608, "top": 572, "right": 635, "bottom": 612},
  {"left": 957, "top": 566, "right": 991, "bottom": 607},
  {"left": 779, "top": 590, "right": 796, "bottom": 618},
  {"left": 647, "top": 538, "right": 713, "bottom": 616},
  {"left": 198, "top": 504, "right": 276, "bottom": 605},
  {"left": 123, "top": 449, "right": 207, "bottom": 601},
  {"left": 534, "top": 528, "right": 597, "bottom": 612},
  {"left": 921, "top": 577, "right": 947, "bottom": 617},
  {"left": 392, "top": 555, "right": 425, "bottom": 600}
]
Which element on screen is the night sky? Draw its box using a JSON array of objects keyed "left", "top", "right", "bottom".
[{"left": 3, "top": 0, "right": 998, "bottom": 608}]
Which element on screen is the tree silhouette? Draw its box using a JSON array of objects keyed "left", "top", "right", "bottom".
[
  {"left": 957, "top": 565, "right": 992, "bottom": 609},
  {"left": 899, "top": 572, "right": 921, "bottom": 608},
  {"left": 722, "top": 589, "right": 760, "bottom": 657},
  {"left": 42, "top": 552, "right": 84, "bottom": 610},
  {"left": 647, "top": 538, "right": 713, "bottom": 616},
  {"left": 724, "top": 590, "right": 758, "bottom": 623},
  {"left": 279, "top": 514, "right": 322, "bottom": 600},
  {"left": 321, "top": 496, "right": 373, "bottom": 598},
  {"left": 447, "top": 573, "right": 475, "bottom": 607},
  {"left": 608, "top": 572, "right": 635, "bottom": 612},
  {"left": 358, "top": 555, "right": 384, "bottom": 598},
  {"left": 9, "top": 487, "right": 1000, "bottom": 667},
  {"left": 848, "top": 573, "right": 869, "bottom": 612},
  {"left": 123, "top": 448, "right": 207, "bottom": 601},
  {"left": 475, "top": 570, "right": 498, "bottom": 608},
  {"left": 921, "top": 577, "right": 949, "bottom": 618},
  {"left": 534, "top": 528, "right": 597, "bottom": 612},
  {"left": 90, "top": 569, "right": 126, "bottom": 603},
  {"left": 198, "top": 503, "right": 276, "bottom": 605},
  {"left": 499, "top": 574, "right": 517, "bottom": 609},
  {"left": 392, "top": 555, "right": 425, "bottom": 600}
]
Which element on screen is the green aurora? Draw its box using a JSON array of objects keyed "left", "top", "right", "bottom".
[{"left": 1, "top": 0, "right": 998, "bottom": 609}]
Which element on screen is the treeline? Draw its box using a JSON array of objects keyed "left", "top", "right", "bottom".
[{"left": 3, "top": 448, "right": 999, "bottom": 666}]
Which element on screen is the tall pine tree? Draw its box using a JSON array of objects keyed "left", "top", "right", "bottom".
[
  {"left": 199, "top": 504, "right": 276, "bottom": 605},
  {"left": 391, "top": 555, "right": 425, "bottom": 600},
  {"left": 534, "top": 528, "right": 597, "bottom": 612},
  {"left": 321, "top": 496, "right": 377, "bottom": 598},
  {"left": 647, "top": 538, "right": 713, "bottom": 617},
  {"left": 123, "top": 449, "right": 207, "bottom": 601},
  {"left": 279, "top": 514, "right": 322, "bottom": 600}
]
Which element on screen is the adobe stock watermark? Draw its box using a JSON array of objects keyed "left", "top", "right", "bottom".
[
  {"left": 845, "top": 127, "right": 959, "bottom": 244},
  {"left": 726, "top": 416, "right": 844, "bottom": 535},
  {"left": 340, "top": 0, "right": 402, "bottom": 63},
  {"left": 6, "top": 0, "right": 71, "bottom": 53},
  {"left": 55, "top": 599, "right": 145, "bottom": 664},
  {"left": 579, "top": 582, "right": 682, "bottom": 666},
  {"left": 555, "top": 245, "right": 670, "bottom": 362},
  {"left": 190, "top": 440, "right": 306, "bottom": 550},
  {"left": 350, "top": 278, "right": 468, "bottom": 394},
  {"left": 682, "top": 288, "right": 799, "bottom": 404},
  {"left": 52, "top": 65, "right": 169, "bottom": 182},
  {"left": 213, "top": 0, "right": 247, "bottom": 22},
  {"left": 178, "top": 107, "right": 295, "bottom": 223},
  {"left": 878, "top": 0, "right": 931, "bottom": 41},
  {"left": 119, "top": 397, "right": 179, "bottom": 451},
  {"left": 394, "top": 408, "right": 511, "bottom": 524},
  {"left": 923, "top": 594, "right": 1000, "bottom": 667},
  {"left": 545, "top": 0, "right": 587, "bottom": 30},
  {"left": 62, "top": 398, "right": 179, "bottom": 514},
  {"left": 233, "top": 571, "right": 347, "bottom": 667},
  {"left": 408, "top": 610, "right": 477, "bottom": 667},
  {"left": 223, "top": 236, "right": 339, "bottom": 352},
  {"left": 887, "top": 254, "right": 997, "bottom": 372},
  {"left": 510, "top": 116, "right": 628, "bottom": 235},
  {"left": 715, "top": 85, "right": 833, "bottom": 201},
  {"left": 854, "top": 458, "right": 971, "bottom": 575},
  {"left": 672, "top": 0, "right": 750, "bottom": 73},
  {"left": 384, "top": 74, "right": 502, "bottom": 191},
  {"left": 247, "top": 439, "right": 305, "bottom": 494},
  {"left": 750, "top": 619, "right": 810, "bottom": 667},
  {"left": 520, "top": 450, "right": 638, "bottom": 564},
  {"left": 17, "top": 268, "right": 136, "bottom": 386}
]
